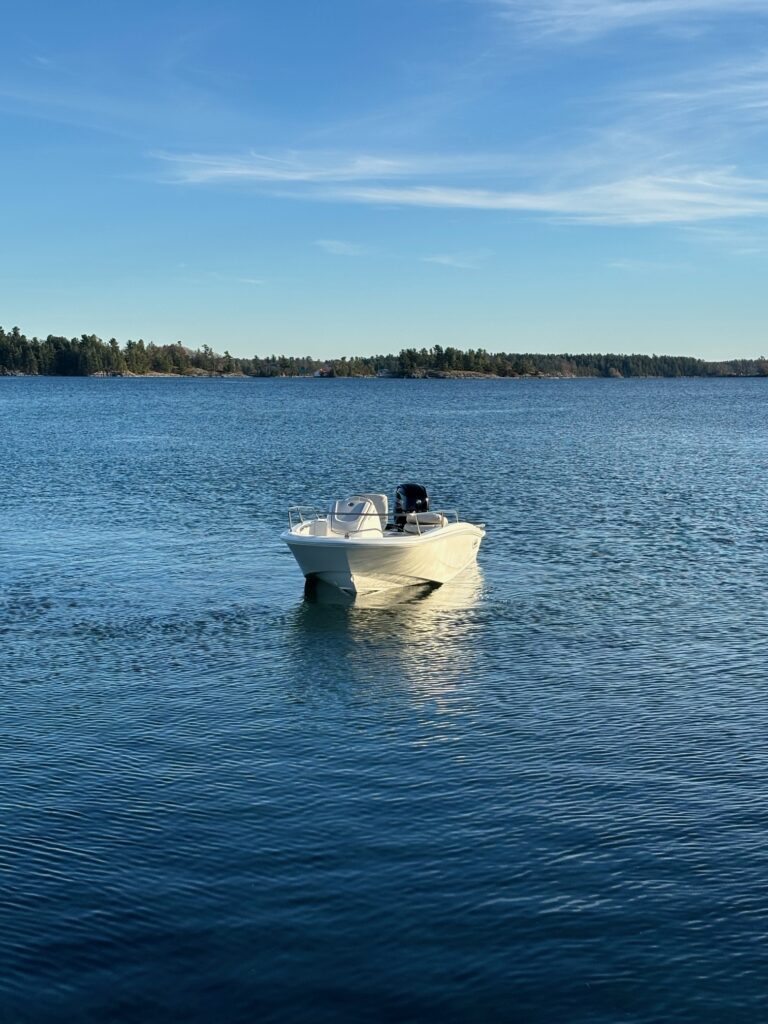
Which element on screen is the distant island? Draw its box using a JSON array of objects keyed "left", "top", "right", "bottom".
[{"left": 1, "top": 324, "right": 767, "bottom": 379}]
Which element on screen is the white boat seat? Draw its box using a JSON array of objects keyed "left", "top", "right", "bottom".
[
  {"left": 328, "top": 497, "right": 383, "bottom": 536},
  {"left": 403, "top": 511, "right": 447, "bottom": 534}
]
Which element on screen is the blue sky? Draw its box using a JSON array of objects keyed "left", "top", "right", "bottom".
[{"left": 2, "top": 0, "right": 768, "bottom": 358}]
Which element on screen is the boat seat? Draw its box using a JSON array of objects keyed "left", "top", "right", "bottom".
[
  {"left": 328, "top": 497, "right": 383, "bottom": 536},
  {"left": 403, "top": 511, "right": 447, "bottom": 534}
]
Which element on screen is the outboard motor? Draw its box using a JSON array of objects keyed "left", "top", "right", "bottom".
[{"left": 395, "top": 482, "right": 429, "bottom": 528}]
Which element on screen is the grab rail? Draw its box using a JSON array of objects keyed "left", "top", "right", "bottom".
[
  {"left": 288, "top": 505, "right": 328, "bottom": 529},
  {"left": 288, "top": 505, "right": 459, "bottom": 533}
]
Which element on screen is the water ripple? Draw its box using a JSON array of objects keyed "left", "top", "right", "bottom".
[{"left": 2, "top": 378, "right": 768, "bottom": 1022}]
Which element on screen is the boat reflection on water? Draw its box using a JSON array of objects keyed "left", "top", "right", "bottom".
[
  {"left": 304, "top": 565, "right": 484, "bottom": 613},
  {"left": 290, "top": 566, "right": 486, "bottom": 696}
]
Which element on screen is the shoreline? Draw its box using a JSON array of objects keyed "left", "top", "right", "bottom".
[{"left": 3, "top": 370, "right": 768, "bottom": 381}]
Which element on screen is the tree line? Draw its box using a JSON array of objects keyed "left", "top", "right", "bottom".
[{"left": 1, "top": 325, "right": 767, "bottom": 379}]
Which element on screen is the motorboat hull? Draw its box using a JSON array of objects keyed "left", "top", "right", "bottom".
[{"left": 282, "top": 522, "right": 485, "bottom": 595}]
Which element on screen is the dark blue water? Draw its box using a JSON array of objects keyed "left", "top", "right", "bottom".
[{"left": 2, "top": 377, "right": 768, "bottom": 1023}]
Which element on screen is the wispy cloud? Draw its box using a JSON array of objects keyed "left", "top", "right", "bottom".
[
  {"left": 157, "top": 145, "right": 768, "bottom": 225},
  {"left": 632, "top": 54, "right": 768, "bottom": 138},
  {"left": 492, "top": 0, "right": 768, "bottom": 40},
  {"left": 154, "top": 149, "right": 504, "bottom": 185},
  {"left": 422, "top": 250, "right": 491, "bottom": 269},
  {"left": 314, "top": 239, "right": 366, "bottom": 256},
  {"left": 149, "top": 18, "right": 768, "bottom": 231},
  {"left": 177, "top": 269, "right": 266, "bottom": 286},
  {"left": 338, "top": 170, "right": 768, "bottom": 224}
]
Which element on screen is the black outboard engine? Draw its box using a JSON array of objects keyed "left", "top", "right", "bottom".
[{"left": 395, "top": 482, "right": 429, "bottom": 528}]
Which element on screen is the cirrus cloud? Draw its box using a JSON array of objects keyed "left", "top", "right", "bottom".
[
  {"left": 491, "top": 0, "right": 768, "bottom": 40},
  {"left": 156, "top": 147, "right": 768, "bottom": 225}
]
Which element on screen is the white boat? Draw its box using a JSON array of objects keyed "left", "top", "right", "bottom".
[{"left": 282, "top": 483, "right": 485, "bottom": 595}]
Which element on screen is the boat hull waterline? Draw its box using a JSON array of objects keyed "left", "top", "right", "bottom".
[{"left": 282, "top": 522, "right": 485, "bottom": 595}]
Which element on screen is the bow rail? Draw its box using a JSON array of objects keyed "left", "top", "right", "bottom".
[{"left": 287, "top": 505, "right": 460, "bottom": 534}]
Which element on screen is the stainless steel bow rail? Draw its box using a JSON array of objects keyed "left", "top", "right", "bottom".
[
  {"left": 287, "top": 505, "right": 328, "bottom": 528},
  {"left": 287, "top": 505, "right": 460, "bottom": 534}
]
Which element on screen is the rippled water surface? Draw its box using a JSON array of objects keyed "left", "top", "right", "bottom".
[{"left": 2, "top": 377, "right": 768, "bottom": 1023}]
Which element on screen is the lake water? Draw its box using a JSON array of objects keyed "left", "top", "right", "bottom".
[{"left": 2, "top": 376, "right": 768, "bottom": 1023}]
